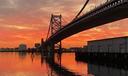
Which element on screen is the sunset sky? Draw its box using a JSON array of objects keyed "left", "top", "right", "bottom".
[{"left": 0, "top": 0, "right": 127, "bottom": 48}]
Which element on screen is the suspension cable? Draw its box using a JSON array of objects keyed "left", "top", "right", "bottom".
[
  {"left": 74, "top": 0, "right": 90, "bottom": 20},
  {"left": 46, "top": 24, "right": 50, "bottom": 41}
]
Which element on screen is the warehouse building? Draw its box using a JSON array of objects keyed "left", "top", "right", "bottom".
[
  {"left": 87, "top": 36, "right": 128, "bottom": 53},
  {"left": 18, "top": 44, "right": 27, "bottom": 51}
]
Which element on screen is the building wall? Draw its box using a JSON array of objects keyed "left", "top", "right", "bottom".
[
  {"left": 87, "top": 37, "right": 128, "bottom": 53},
  {"left": 127, "top": 38, "right": 128, "bottom": 53}
]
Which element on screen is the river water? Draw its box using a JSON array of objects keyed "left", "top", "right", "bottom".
[{"left": 0, "top": 52, "right": 127, "bottom": 76}]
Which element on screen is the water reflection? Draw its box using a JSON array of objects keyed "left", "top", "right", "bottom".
[
  {"left": 2, "top": 51, "right": 128, "bottom": 76},
  {"left": 88, "top": 63, "right": 128, "bottom": 76},
  {"left": 41, "top": 53, "right": 82, "bottom": 76},
  {"left": 0, "top": 52, "right": 86, "bottom": 76},
  {"left": 76, "top": 57, "right": 128, "bottom": 76},
  {"left": 18, "top": 52, "right": 27, "bottom": 59}
]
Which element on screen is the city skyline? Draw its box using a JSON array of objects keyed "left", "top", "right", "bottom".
[{"left": 0, "top": 0, "right": 127, "bottom": 48}]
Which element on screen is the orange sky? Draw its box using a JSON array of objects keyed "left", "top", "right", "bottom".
[{"left": 0, "top": 0, "right": 127, "bottom": 48}]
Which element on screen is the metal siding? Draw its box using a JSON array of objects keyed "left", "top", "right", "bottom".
[
  {"left": 91, "top": 64, "right": 100, "bottom": 76},
  {"left": 109, "top": 67, "right": 121, "bottom": 76},
  {"left": 88, "top": 46, "right": 92, "bottom": 53},
  {"left": 121, "top": 69, "right": 127, "bottom": 76},
  {"left": 99, "top": 66, "right": 109, "bottom": 76},
  {"left": 87, "top": 37, "right": 128, "bottom": 53},
  {"left": 126, "top": 38, "right": 128, "bottom": 53}
]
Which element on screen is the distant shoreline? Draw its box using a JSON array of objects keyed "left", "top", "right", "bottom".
[{"left": 0, "top": 51, "right": 40, "bottom": 52}]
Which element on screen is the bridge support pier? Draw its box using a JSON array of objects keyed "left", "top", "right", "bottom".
[{"left": 43, "top": 41, "right": 62, "bottom": 64}]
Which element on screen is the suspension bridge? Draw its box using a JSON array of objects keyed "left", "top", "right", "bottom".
[{"left": 41, "top": 0, "right": 128, "bottom": 56}]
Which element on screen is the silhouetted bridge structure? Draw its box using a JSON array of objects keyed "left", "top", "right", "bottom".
[{"left": 42, "top": 0, "right": 128, "bottom": 55}]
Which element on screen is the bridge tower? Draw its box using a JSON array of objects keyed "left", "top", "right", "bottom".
[
  {"left": 45, "top": 14, "right": 62, "bottom": 63},
  {"left": 50, "top": 14, "right": 62, "bottom": 65},
  {"left": 50, "top": 14, "right": 62, "bottom": 52}
]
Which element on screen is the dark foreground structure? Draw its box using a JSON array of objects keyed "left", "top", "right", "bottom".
[{"left": 76, "top": 36, "right": 128, "bottom": 62}]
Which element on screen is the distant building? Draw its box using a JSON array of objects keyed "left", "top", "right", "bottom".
[
  {"left": 40, "top": 38, "right": 45, "bottom": 51},
  {"left": 87, "top": 36, "right": 128, "bottom": 53},
  {"left": 69, "top": 47, "right": 83, "bottom": 52},
  {"left": 0, "top": 48, "right": 15, "bottom": 51},
  {"left": 83, "top": 46, "right": 88, "bottom": 51},
  {"left": 35, "top": 43, "right": 40, "bottom": 48},
  {"left": 41, "top": 38, "right": 44, "bottom": 45},
  {"left": 41, "top": 38, "right": 45, "bottom": 48},
  {"left": 18, "top": 44, "right": 27, "bottom": 51},
  {"left": 35, "top": 43, "right": 40, "bottom": 50}
]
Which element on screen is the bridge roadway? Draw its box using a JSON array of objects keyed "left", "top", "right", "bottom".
[{"left": 45, "top": 0, "right": 128, "bottom": 45}]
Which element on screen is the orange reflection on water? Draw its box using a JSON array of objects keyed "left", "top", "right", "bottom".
[
  {"left": 55, "top": 53, "right": 88, "bottom": 76},
  {"left": 0, "top": 52, "right": 88, "bottom": 76},
  {"left": 0, "top": 52, "right": 49, "bottom": 76}
]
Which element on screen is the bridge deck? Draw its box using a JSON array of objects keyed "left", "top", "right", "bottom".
[{"left": 45, "top": 0, "right": 128, "bottom": 45}]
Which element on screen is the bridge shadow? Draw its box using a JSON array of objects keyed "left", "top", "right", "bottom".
[{"left": 41, "top": 54, "right": 81, "bottom": 76}]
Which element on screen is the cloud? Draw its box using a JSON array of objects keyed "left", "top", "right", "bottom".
[
  {"left": 0, "top": 18, "right": 4, "bottom": 22},
  {"left": 124, "top": 32, "right": 128, "bottom": 36},
  {"left": 0, "top": 24, "right": 39, "bottom": 30}
]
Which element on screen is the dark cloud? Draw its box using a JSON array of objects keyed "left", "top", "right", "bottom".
[
  {"left": 0, "top": 0, "right": 86, "bottom": 25},
  {"left": 0, "top": 0, "right": 83, "bottom": 15}
]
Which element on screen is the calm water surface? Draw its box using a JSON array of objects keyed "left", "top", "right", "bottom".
[
  {"left": 0, "top": 52, "right": 127, "bottom": 76},
  {"left": 0, "top": 52, "right": 88, "bottom": 76}
]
